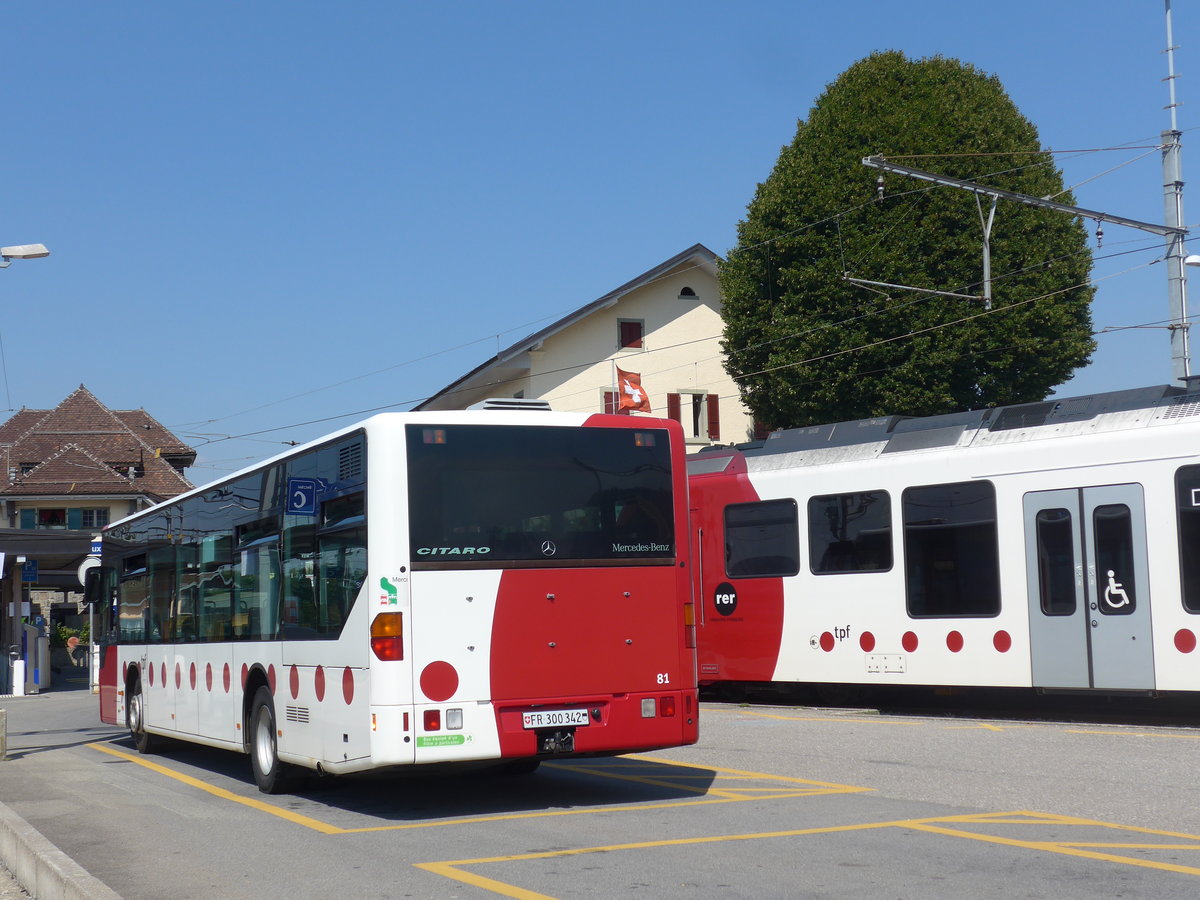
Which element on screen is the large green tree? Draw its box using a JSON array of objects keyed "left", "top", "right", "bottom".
[{"left": 719, "top": 51, "right": 1095, "bottom": 429}]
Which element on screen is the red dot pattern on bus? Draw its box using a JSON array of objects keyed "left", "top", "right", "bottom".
[
  {"left": 902, "top": 631, "right": 919, "bottom": 652},
  {"left": 1176, "top": 629, "right": 1197, "bottom": 653},
  {"left": 819, "top": 632, "right": 835, "bottom": 652},
  {"left": 946, "top": 631, "right": 964, "bottom": 653},
  {"left": 133, "top": 659, "right": 367, "bottom": 705},
  {"left": 267, "top": 665, "right": 276, "bottom": 695},
  {"left": 859, "top": 632, "right": 876, "bottom": 652},
  {"left": 420, "top": 661, "right": 460, "bottom": 702},
  {"left": 993, "top": 631, "right": 1012, "bottom": 653}
]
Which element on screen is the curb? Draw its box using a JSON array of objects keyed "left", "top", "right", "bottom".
[{"left": 0, "top": 800, "right": 120, "bottom": 900}]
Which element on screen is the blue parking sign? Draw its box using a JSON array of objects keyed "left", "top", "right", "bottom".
[
  {"left": 287, "top": 478, "right": 318, "bottom": 516},
  {"left": 21, "top": 559, "right": 38, "bottom": 582}
]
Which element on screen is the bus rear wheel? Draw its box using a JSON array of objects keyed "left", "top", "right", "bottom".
[
  {"left": 249, "top": 686, "right": 302, "bottom": 794},
  {"left": 128, "top": 675, "right": 157, "bottom": 754}
]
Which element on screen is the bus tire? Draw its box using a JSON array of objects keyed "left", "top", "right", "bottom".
[
  {"left": 250, "top": 686, "right": 302, "bottom": 794},
  {"left": 128, "top": 675, "right": 157, "bottom": 754}
]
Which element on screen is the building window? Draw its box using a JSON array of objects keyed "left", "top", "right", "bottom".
[
  {"left": 37, "top": 508, "right": 68, "bottom": 529},
  {"left": 618, "top": 320, "right": 644, "bottom": 350},
  {"left": 667, "top": 391, "right": 720, "bottom": 442},
  {"left": 602, "top": 391, "right": 631, "bottom": 415},
  {"left": 81, "top": 508, "right": 110, "bottom": 529},
  {"left": 902, "top": 480, "right": 1000, "bottom": 618}
]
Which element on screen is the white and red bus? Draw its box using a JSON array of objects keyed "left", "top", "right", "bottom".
[
  {"left": 689, "top": 385, "right": 1200, "bottom": 702},
  {"left": 93, "top": 402, "right": 698, "bottom": 792}
]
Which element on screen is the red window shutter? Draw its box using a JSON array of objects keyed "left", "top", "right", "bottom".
[
  {"left": 706, "top": 394, "right": 720, "bottom": 440},
  {"left": 619, "top": 321, "right": 643, "bottom": 349},
  {"left": 667, "top": 392, "right": 681, "bottom": 423}
]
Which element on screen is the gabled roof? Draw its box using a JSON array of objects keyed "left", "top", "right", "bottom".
[
  {"left": 415, "top": 244, "right": 720, "bottom": 410},
  {"left": 0, "top": 385, "right": 194, "bottom": 501},
  {"left": 6, "top": 443, "right": 144, "bottom": 496}
]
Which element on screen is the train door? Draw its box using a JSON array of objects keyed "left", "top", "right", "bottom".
[{"left": 1023, "top": 484, "right": 1154, "bottom": 690}]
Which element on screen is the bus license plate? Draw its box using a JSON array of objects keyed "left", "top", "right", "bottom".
[{"left": 522, "top": 708, "right": 589, "bottom": 729}]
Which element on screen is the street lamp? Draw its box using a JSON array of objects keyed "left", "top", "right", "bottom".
[{"left": 0, "top": 243, "right": 49, "bottom": 268}]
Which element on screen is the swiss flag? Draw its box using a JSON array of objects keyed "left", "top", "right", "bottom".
[{"left": 616, "top": 367, "right": 651, "bottom": 413}]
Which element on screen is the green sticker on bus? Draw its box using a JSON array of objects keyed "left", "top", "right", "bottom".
[{"left": 417, "top": 734, "right": 466, "bottom": 747}]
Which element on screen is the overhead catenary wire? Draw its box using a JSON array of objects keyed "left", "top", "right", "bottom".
[
  {"left": 178, "top": 138, "right": 1192, "bottom": 454},
  {"left": 188, "top": 246, "right": 1165, "bottom": 444}
]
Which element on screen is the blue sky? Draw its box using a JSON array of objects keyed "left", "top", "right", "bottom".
[{"left": 2, "top": 1, "right": 1195, "bottom": 482}]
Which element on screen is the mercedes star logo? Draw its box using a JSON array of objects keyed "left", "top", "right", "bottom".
[{"left": 540, "top": 540, "right": 557, "bottom": 557}]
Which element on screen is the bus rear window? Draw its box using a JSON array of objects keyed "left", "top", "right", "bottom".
[{"left": 407, "top": 424, "right": 675, "bottom": 568}]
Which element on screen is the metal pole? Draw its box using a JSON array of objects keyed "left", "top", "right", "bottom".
[
  {"left": 1163, "top": 128, "right": 1190, "bottom": 383},
  {"left": 977, "top": 196, "right": 997, "bottom": 311},
  {"left": 1163, "top": 2, "right": 1191, "bottom": 383},
  {"left": 0, "top": 708, "right": 5, "bottom": 760}
]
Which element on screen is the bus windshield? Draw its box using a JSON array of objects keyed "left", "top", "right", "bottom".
[{"left": 407, "top": 423, "right": 675, "bottom": 567}]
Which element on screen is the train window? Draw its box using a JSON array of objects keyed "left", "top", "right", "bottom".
[
  {"left": 1093, "top": 504, "right": 1135, "bottom": 616},
  {"left": 1175, "top": 466, "right": 1200, "bottom": 613},
  {"left": 1034, "top": 508, "right": 1075, "bottom": 615},
  {"left": 902, "top": 481, "right": 1000, "bottom": 618},
  {"left": 808, "top": 490, "right": 892, "bottom": 574},
  {"left": 724, "top": 499, "right": 800, "bottom": 578}
]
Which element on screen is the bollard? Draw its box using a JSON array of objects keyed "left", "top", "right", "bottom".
[{"left": 1, "top": 708, "right": 6, "bottom": 760}]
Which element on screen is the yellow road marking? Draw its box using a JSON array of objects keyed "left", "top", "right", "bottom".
[
  {"left": 1067, "top": 729, "right": 1200, "bottom": 740},
  {"left": 88, "top": 743, "right": 343, "bottom": 834},
  {"left": 88, "top": 742, "right": 862, "bottom": 834},
  {"left": 416, "top": 810, "right": 1200, "bottom": 897},
  {"left": 625, "top": 753, "right": 872, "bottom": 794},
  {"left": 733, "top": 710, "right": 920, "bottom": 726}
]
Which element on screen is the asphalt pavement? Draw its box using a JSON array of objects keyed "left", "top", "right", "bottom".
[{"left": 0, "top": 663, "right": 117, "bottom": 900}]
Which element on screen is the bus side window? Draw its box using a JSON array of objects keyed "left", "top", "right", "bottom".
[
  {"left": 198, "top": 534, "right": 234, "bottom": 642},
  {"left": 317, "top": 492, "right": 366, "bottom": 637},
  {"left": 119, "top": 555, "right": 149, "bottom": 643}
]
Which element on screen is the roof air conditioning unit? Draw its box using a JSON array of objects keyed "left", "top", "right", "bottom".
[{"left": 467, "top": 398, "right": 553, "bottom": 412}]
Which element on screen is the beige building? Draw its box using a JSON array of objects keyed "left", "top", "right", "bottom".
[
  {"left": 0, "top": 386, "right": 195, "bottom": 682},
  {"left": 418, "top": 244, "right": 758, "bottom": 447}
]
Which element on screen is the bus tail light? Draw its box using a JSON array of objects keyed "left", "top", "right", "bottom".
[
  {"left": 370, "top": 613, "right": 404, "bottom": 660},
  {"left": 683, "top": 602, "right": 696, "bottom": 648},
  {"left": 661, "top": 695, "right": 677, "bottom": 717},
  {"left": 424, "top": 709, "right": 441, "bottom": 731}
]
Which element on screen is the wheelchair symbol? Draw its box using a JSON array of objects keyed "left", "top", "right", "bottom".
[{"left": 1103, "top": 570, "right": 1131, "bottom": 609}]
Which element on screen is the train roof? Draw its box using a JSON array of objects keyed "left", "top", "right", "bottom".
[{"left": 689, "top": 384, "right": 1200, "bottom": 473}]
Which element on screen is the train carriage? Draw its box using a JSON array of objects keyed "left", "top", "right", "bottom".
[{"left": 689, "top": 385, "right": 1200, "bottom": 698}]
